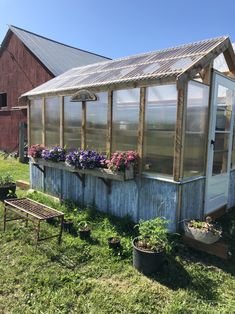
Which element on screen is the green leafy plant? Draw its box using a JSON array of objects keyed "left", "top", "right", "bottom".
[
  {"left": 188, "top": 216, "right": 222, "bottom": 236},
  {"left": 135, "top": 217, "right": 170, "bottom": 252},
  {"left": 0, "top": 173, "right": 15, "bottom": 186},
  {"left": 77, "top": 220, "right": 90, "bottom": 231}
]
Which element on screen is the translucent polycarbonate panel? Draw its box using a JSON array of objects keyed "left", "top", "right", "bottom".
[
  {"left": 184, "top": 81, "right": 209, "bottom": 178},
  {"left": 86, "top": 92, "right": 108, "bottom": 152},
  {"left": 45, "top": 97, "right": 60, "bottom": 147},
  {"left": 143, "top": 84, "right": 177, "bottom": 175},
  {"left": 112, "top": 88, "right": 140, "bottom": 152},
  {"left": 212, "top": 84, "right": 233, "bottom": 175},
  {"left": 24, "top": 37, "right": 226, "bottom": 99},
  {"left": 30, "top": 98, "right": 42, "bottom": 145},
  {"left": 64, "top": 96, "right": 82, "bottom": 150}
]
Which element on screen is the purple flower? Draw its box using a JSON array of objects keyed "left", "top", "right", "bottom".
[
  {"left": 65, "top": 150, "right": 106, "bottom": 169},
  {"left": 41, "top": 146, "right": 66, "bottom": 162}
]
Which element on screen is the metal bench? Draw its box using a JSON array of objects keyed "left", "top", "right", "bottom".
[{"left": 3, "top": 198, "right": 64, "bottom": 247}]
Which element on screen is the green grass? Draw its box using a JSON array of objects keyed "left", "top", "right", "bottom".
[
  {"left": 0, "top": 157, "right": 235, "bottom": 313},
  {"left": 0, "top": 154, "right": 29, "bottom": 182}
]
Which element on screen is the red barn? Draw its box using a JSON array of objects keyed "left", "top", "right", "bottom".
[{"left": 0, "top": 25, "right": 110, "bottom": 152}]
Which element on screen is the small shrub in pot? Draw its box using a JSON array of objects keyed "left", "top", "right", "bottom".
[
  {"left": 78, "top": 221, "right": 91, "bottom": 240},
  {"left": 133, "top": 217, "right": 170, "bottom": 275},
  {"left": 0, "top": 173, "right": 16, "bottom": 200}
]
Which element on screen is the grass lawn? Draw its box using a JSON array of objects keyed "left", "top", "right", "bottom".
[{"left": 0, "top": 157, "right": 235, "bottom": 313}]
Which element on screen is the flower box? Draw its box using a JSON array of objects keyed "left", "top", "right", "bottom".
[{"left": 31, "top": 158, "right": 134, "bottom": 182}]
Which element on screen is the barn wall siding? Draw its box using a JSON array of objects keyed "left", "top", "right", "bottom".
[
  {"left": 0, "top": 108, "right": 27, "bottom": 152},
  {"left": 0, "top": 32, "right": 53, "bottom": 109},
  {"left": 0, "top": 32, "right": 53, "bottom": 152}
]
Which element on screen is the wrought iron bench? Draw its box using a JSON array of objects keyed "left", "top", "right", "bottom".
[{"left": 3, "top": 198, "right": 64, "bottom": 247}]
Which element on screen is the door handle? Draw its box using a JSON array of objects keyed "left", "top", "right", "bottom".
[{"left": 211, "top": 139, "right": 215, "bottom": 145}]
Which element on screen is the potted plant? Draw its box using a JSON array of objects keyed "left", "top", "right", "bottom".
[
  {"left": 28, "top": 144, "right": 45, "bottom": 160},
  {"left": 65, "top": 150, "right": 106, "bottom": 169},
  {"left": 132, "top": 217, "right": 170, "bottom": 275},
  {"left": 63, "top": 215, "right": 74, "bottom": 234},
  {"left": 184, "top": 216, "right": 222, "bottom": 244},
  {"left": 0, "top": 173, "right": 16, "bottom": 200},
  {"left": 106, "top": 151, "right": 138, "bottom": 179},
  {"left": 78, "top": 221, "right": 91, "bottom": 240},
  {"left": 41, "top": 146, "right": 67, "bottom": 162},
  {"left": 108, "top": 236, "right": 121, "bottom": 249}
]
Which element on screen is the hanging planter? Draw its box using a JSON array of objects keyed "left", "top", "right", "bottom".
[{"left": 184, "top": 217, "right": 222, "bottom": 244}]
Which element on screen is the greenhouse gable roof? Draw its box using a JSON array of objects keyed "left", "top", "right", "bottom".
[{"left": 22, "top": 36, "right": 235, "bottom": 98}]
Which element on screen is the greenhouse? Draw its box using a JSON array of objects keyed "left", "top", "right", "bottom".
[{"left": 21, "top": 36, "right": 235, "bottom": 231}]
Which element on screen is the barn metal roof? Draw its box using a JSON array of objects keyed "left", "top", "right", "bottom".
[
  {"left": 22, "top": 36, "right": 234, "bottom": 98},
  {"left": 8, "top": 25, "right": 110, "bottom": 76}
]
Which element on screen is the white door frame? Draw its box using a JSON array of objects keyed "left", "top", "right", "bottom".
[{"left": 204, "top": 71, "right": 235, "bottom": 215}]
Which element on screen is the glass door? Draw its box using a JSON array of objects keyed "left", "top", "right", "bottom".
[{"left": 205, "top": 72, "right": 235, "bottom": 215}]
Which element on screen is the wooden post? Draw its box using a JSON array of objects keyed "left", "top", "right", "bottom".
[
  {"left": 19, "top": 122, "right": 25, "bottom": 163},
  {"left": 201, "top": 62, "right": 212, "bottom": 85},
  {"left": 137, "top": 87, "right": 146, "bottom": 173},
  {"left": 60, "top": 96, "right": 64, "bottom": 147},
  {"left": 81, "top": 101, "right": 86, "bottom": 149},
  {"left": 42, "top": 97, "right": 46, "bottom": 146},
  {"left": 173, "top": 84, "right": 188, "bottom": 181},
  {"left": 27, "top": 102, "right": 31, "bottom": 148},
  {"left": 106, "top": 90, "right": 113, "bottom": 156},
  {"left": 223, "top": 44, "right": 235, "bottom": 78}
]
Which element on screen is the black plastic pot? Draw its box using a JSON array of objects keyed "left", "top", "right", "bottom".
[
  {"left": 132, "top": 238, "right": 165, "bottom": 275},
  {"left": 108, "top": 237, "right": 121, "bottom": 249},
  {"left": 0, "top": 184, "right": 16, "bottom": 200},
  {"left": 63, "top": 220, "right": 74, "bottom": 233},
  {"left": 79, "top": 228, "right": 91, "bottom": 240}
]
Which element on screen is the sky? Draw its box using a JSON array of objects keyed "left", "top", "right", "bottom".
[{"left": 0, "top": 0, "right": 235, "bottom": 59}]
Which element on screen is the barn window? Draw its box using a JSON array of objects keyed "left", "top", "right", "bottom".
[{"left": 0, "top": 93, "right": 7, "bottom": 108}]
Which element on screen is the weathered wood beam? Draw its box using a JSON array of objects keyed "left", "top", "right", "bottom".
[
  {"left": 27, "top": 103, "right": 31, "bottom": 148},
  {"left": 60, "top": 96, "right": 64, "bottom": 147},
  {"left": 173, "top": 84, "right": 188, "bottom": 181},
  {"left": 200, "top": 62, "right": 213, "bottom": 85},
  {"left": 81, "top": 101, "right": 86, "bottom": 149},
  {"left": 42, "top": 97, "right": 46, "bottom": 146},
  {"left": 137, "top": 87, "right": 146, "bottom": 173},
  {"left": 177, "top": 37, "right": 232, "bottom": 89},
  {"left": 106, "top": 90, "right": 113, "bottom": 156},
  {"left": 223, "top": 40, "right": 235, "bottom": 77},
  {"left": 25, "top": 77, "right": 177, "bottom": 100}
]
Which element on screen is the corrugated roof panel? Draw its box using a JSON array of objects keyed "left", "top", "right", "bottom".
[
  {"left": 10, "top": 25, "right": 110, "bottom": 76},
  {"left": 22, "top": 36, "right": 230, "bottom": 97}
]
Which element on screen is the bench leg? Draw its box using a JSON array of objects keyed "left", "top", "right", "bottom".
[
  {"left": 3, "top": 205, "right": 7, "bottom": 232},
  {"left": 58, "top": 216, "right": 64, "bottom": 244},
  {"left": 35, "top": 221, "right": 40, "bottom": 248},
  {"left": 25, "top": 213, "right": 28, "bottom": 227}
]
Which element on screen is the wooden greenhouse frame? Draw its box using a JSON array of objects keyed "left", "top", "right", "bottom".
[{"left": 21, "top": 36, "right": 235, "bottom": 231}]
